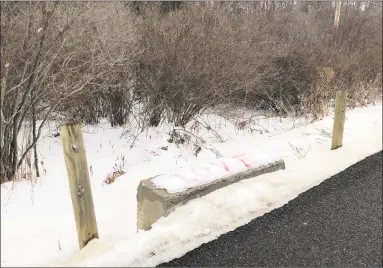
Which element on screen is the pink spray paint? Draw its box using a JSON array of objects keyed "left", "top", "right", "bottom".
[{"left": 232, "top": 153, "right": 252, "bottom": 168}]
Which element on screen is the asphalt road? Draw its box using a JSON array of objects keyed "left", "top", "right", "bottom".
[{"left": 160, "top": 151, "right": 382, "bottom": 267}]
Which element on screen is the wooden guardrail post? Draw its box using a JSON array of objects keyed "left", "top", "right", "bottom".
[
  {"left": 60, "top": 123, "right": 99, "bottom": 249},
  {"left": 331, "top": 90, "right": 346, "bottom": 150}
]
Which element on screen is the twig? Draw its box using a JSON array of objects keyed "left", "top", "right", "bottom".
[
  {"left": 316, "top": 127, "right": 331, "bottom": 138},
  {"left": 172, "top": 128, "right": 223, "bottom": 158},
  {"left": 288, "top": 142, "right": 311, "bottom": 159},
  {"left": 173, "top": 128, "right": 206, "bottom": 144},
  {"left": 193, "top": 116, "right": 225, "bottom": 143}
]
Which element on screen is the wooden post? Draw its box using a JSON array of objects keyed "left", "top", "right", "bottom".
[
  {"left": 331, "top": 1, "right": 346, "bottom": 150},
  {"left": 60, "top": 123, "right": 99, "bottom": 249},
  {"left": 331, "top": 90, "right": 346, "bottom": 150}
]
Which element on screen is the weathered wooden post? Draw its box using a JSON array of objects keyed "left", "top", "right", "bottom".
[
  {"left": 330, "top": 1, "right": 346, "bottom": 150},
  {"left": 60, "top": 122, "right": 99, "bottom": 249},
  {"left": 331, "top": 90, "right": 346, "bottom": 150}
]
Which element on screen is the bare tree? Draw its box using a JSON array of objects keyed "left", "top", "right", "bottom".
[{"left": 0, "top": 2, "right": 139, "bottom": 182}]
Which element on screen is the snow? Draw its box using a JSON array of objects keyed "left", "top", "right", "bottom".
[
  {"left": 1, "top": 104, "right": 382, "bottom": 267},
  {"left": 151, "top": 151, "right": 278, "bottom": 193}
]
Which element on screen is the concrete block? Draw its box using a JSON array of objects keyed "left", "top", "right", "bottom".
[{"left": 137, "top": 159, "right": 285, "bottom": 230}]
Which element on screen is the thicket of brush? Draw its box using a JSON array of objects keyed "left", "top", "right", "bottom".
[{"left": 1, "top": 1, "right": 381, "bottom": 182}]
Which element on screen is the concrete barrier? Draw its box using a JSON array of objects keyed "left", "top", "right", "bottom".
[{"left": 137, "top": 156, "right": 285, "bottom": 230}]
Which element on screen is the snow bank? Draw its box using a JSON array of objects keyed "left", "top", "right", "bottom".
[
  {"left": 1, "top": 104, "right": 381, "bottom": 267},
  {"left": 53, "top": 104, "right": 382, "bottom": 267}
]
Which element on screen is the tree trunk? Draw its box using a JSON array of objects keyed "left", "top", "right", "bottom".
[
  {"left": 32, "top": 103, "right": 40, "bottom": 177},
  {"left": 11, "top": 118, "right": 18, "bottom": 180}
]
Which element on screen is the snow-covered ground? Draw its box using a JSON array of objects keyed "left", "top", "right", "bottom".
[{"left": 1, "top": 104, "right": 382, "bottom": 267}]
